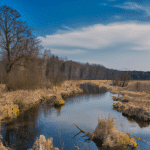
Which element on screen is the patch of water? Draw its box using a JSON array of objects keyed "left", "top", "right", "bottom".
[{"left": 1, "top": 92, "right": 150, "bottom": 150}]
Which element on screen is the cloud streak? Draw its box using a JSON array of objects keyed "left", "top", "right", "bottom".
[
  {"left": 38, "top": 22, "right": 150, "bottom": 55},
  {"left": 114, "top": 2, "right": 150, "bottom": 16}
]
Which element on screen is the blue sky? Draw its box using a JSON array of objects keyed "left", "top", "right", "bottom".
[{"left": 1, "top": 0, "right": 150, "bottom": 71}]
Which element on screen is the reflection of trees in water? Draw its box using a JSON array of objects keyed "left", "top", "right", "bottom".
[
  {"left": 41, "top": 101, "right": 64, "bottom": 116},
  {"left": 64, "top": 93, "right": 106, "bottom": 107},
  {"left": 62, "top": 83, "right": 107, "bottom": 106},
  {"left": 80, "top": 83, "right": 107, "bottom": 94},
  {"left": 2, "top": 91, "right": 141, "bottom": 150},
  {"left": 2, "top": 102, "right": 59, "bottom": 149},
  {"left": 113, "top": 107, "right": 150, "bottom": 128},
  {"left": 41, "top": 102, "right": 53, "bottom": 118},
  {"left": 53, "top": 105, "right": 63, "bottom": 116},
  {"left": 2, "top": 105, "right": 42, "bottom": 149},
  {"left": 122, "top": 113, "right": 150, "bottom": 128}
]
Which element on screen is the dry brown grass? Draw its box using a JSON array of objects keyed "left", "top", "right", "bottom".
[
  {"left": 110, "top": 80, "right": 150, "bottom": 122},
  {"left": 1, "top": 80, "right": 149, "bottom": 149},
  {"left": 92, "top": 116, "right": 115, "bottom": 141},
  {"left": 126, "top": 80, "right": 150, "bottom": 93},
  {"left": 91, "top": 116, "right": 137, "bottom": 149},
  {"left": 0, "top": 80, "right": 84, "bottom": 123},
  {"left": 0, "top": 84, "right": 6, "bottom": 96},
  {"left": 29, "top": 135, "right": 59, "bottom": 150}
]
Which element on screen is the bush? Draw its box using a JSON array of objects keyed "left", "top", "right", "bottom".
[
  {"left": 113, "top": 71, "right": 131, "bottom": 87},
  {"left": 6, "top": 68, "right": 43, "bottom": 91}
]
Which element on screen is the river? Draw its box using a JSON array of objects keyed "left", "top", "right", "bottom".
[{"left": 1, "top": 91, "right": 150, "bottom": 150}]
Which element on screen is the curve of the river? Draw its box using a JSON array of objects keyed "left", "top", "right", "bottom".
[{"left": 1, "top": 92, "right": 150, "bottom": 150}]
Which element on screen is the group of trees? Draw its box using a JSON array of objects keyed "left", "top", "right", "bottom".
[
  {"left": 0, "top": 5, "right": 142, "bottom": 90},
  {"left": 0, "top": 6, "right": 65, "bottom": 90},
  {"left": 0, "top": 6, "right": 41, "bottom": 89},
  {"left": 53, "top": 60, "right": 131, "bottom": 87}
]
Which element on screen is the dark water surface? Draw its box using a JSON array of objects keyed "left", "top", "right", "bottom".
[{"left": 1, "top": 92, "right": 150, "bottom": 150}]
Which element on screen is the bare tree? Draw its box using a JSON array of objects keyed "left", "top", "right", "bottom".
[
  {"left": 0, "top": 6, "right": 42, "bottom": 74},
  {"left": 120, "top": 71, "right": 131, "bottom": 87},
  {"left": 45, "top": 55, "right": 66, "bottom": 88}
]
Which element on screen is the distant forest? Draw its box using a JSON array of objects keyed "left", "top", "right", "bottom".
[{"left": 0, "top": 53, "right": 149, "bottom": 86}]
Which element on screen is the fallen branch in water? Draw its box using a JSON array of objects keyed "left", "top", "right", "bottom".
[
  {"left": 73, "top": 123, "right": 91, "bottom": 139},
  {"left": 73, "top": 117, "right": 138, "bottom": 149}
]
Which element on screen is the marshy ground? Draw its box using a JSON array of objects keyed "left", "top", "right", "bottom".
[{"left": 0, "top": 80, "right": 150, "bottom": 149}]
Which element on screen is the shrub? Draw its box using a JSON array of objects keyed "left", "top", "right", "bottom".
[
  {"left": 113, "top": 71, "right": 131, "bottom": 87},
  {"left": 6, "top": 68, "right": 43, "bottom": 91}
]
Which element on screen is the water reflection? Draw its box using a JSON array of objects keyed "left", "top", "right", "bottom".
[
  {"left": 2, "top": 105, "right": 41, "bottom": 149},
  {"left": 113, "top": 108, "right": 150, "bottom": 128},
  {"left": 41, "top": 102, "right": 53, "bottom": 118},
  {"left": 79, "top": 83, "right": 107, "bottom": 94},
  {"left": 123, "top": 114, "right": 150, "bottom": 128},
  {"left": 53, "top": 106, "right": 63, "bottom": 116},
  {"left": 1, "top": 92, "right": 150, "bottom": 150}
]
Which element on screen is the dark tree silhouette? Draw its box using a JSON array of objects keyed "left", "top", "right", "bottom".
[{"left": 0, "top": 6, "right": 42, "bottom": 74}]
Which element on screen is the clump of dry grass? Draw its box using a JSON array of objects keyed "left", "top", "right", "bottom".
[
  {"left": 91, "top": 116, "right": 137, "bottom": 149},
  {"left": 74, "top": 115, "right": 137, "bottom": 149},
  {"left": 29, "top": 135, "right": 59, "bottom": 150},
  {"left": 91, "top": 116, "right": 115, "bottom": 142}
]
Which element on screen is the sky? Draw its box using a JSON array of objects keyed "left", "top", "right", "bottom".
[{"left": 1, "top": 0, "right": 150, "bottom": 71}]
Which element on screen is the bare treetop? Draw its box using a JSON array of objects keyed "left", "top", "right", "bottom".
[{"left": 0, "top": 5, "right": 42, "bottom": 74}]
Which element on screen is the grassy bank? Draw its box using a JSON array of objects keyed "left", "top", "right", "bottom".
[
  {"left": 0, "top": 80, "right": 150, "bottom": 149},
  {"left": 1, "top": 80, "right": 150, "bottom": 123},
  {"left": 0, "top": 80, "right": 85, "bottom": 123},
  {"left": 111, "top": 81, "right": 150, "bottom": 122}
]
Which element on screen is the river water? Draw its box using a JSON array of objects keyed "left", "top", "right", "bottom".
[{"left": 1, "top": 92, "right": 150, "bottom": 150}]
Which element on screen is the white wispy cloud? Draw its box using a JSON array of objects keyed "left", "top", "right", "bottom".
[
  {"left": 114, "top": 15, "right": 121, "bottom": 19},
  {"left": 114, "top": 2, "right": 150, "bottom": 16},
  {"left": 38, "top": 22, "right": 150, "bottom": 55},
  {"left": 61, "top": 25, "right": 72, "bottom": 30}
]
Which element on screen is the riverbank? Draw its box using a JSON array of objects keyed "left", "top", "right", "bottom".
[
  {"left": 0, "top": 80, "right": 84, "bottom": 123},
  {"left": 110, "top": 81, "right": 150, "bottom": 122},
  {"left": 0, "top": 80, "right": 150, "bottom": 149},
  {"left": 0, "top": 81, "right": 84, "bottom": 149},
  {"left": 80, "top": 80, "right": 150, "bottom": 122},
  {"left": 1, "top": 79, "right": 150, "bottom": 127}
]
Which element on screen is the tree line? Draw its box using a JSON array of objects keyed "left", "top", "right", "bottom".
[{"left": 0, "top": 6, "right": 149, "bottom": 91}]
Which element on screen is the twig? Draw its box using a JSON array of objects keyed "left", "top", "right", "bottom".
[{"left": 73, "top": 123, "right": 91, "bottom": 138}]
